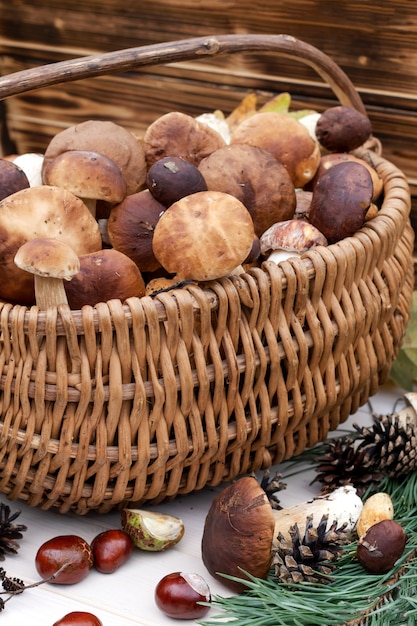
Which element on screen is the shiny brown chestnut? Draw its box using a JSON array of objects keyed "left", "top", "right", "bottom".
[
  {"left": 91, "top": 529, "right": 134, "bottom": 574},
  {"left": 35, "top": 535, "right": 94, "bottom": 585},
  {"left": 357, "top": 519, "right": 407, "bottom": 574},
  {"left": 155, "top": 571, "right": 211, "bottom": 619},
  {"left": 53, "top": 612, "right": 103, "bottom": 626}
]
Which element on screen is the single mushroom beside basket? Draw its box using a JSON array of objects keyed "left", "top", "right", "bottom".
[
  {"left": 14, "top": 237, "right": 80, "bottom": 309},
  {"left": 201, "top": 477, "right": 363, "bottom": 592}
]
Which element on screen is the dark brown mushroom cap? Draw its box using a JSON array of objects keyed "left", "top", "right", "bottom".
[
  {"left": 107, "top": 189, "right": 165, "bottom": 274},
  {"left": 315, "top": 105, "right": 372, "bottom": 152},
  {"left": 0, "top": 158, "right": 30, "bottom": 201},
  {"left": 152, "top": 190, "right": 254, "bottom": 281},
  {"left": 43, "top": 150, "right": 127, "bottom": 204},
  {"left": 308, "top": 161, "right": 374, "bottom": 244},
  {"left": 147, "top": 156, "right": 208, "bottom": 207},
  {"left": 42, "top": 120, "right": 147, "bottom": 195},
  {"left": 64, "top": 249, "right": 146, "bottom": 308},
  {"left": 305, "top": 152, "right": 383, "bottom": 201},
  {"left": 201, "top": 477, "right": 275, "bottom": 592},
  {"left": 0, "top": 185, "right": 102, "bottom": 304},
  {"left": 230, "top": 111, "right": 321, "bottom": 188},
  {"left": 198, "top": 144, "right": 296, "bottom": 237},
  {"left": 143, "top": 111, "right": 226, "bottom": 169}
]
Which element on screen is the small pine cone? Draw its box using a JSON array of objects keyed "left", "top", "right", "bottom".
[
  {"left": 354, "top": 412, "right": 417, "bottom": 478},
  {"left": 0, "top": 503, "right": 27, "bottom": 560},
  {"left": 272, "top": 514, "right": 350, "bottom": 585},
  {"left": 258, "top": 470, "right": 287, "bottom": 509},
  {"left": 314, "top": 435, "right": 384, "bottom": 497}
]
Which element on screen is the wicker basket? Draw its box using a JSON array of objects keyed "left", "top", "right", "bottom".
[{"left": 0, "top": 35, "right": 414, "bottom": 514}]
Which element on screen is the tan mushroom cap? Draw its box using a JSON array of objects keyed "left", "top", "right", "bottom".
[
  {"left": 152, "top": 190, "right": 255, "bottom": 281},
  {"left": 14, "top": 237, "right": 80, "bottom": 309},
  {"left": 0, "top": 185, "right": 102, "bottom": 305},
  {"left": 64, "top": 248, "right": 146, "bottom": 309},
  {"left": 143, "top": 111, "right": 226, "bottom": 169},
  {"left": 42, "top": 120, "right": 147, "bottom": 195},
  {"left": 201, "top": 477, "right": 275, "bottom": 592},
  {"left": 43, "top": 150, "right": 127, "bottom": 212},
  {"left": 231, "top": 111, "right": 321, "bottom": 188}
]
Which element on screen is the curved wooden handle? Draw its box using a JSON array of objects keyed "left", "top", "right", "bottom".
[{"left": 0, "top": 34, "right": 366, "bottom": 114}]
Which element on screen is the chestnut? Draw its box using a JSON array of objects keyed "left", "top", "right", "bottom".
[
  {"left": 155, "top": 571, "right": 211, "bottom": 620},
  {"left": 357, "top": 519, "right": 407, "bottom": 574},
  {"left": 146, "top": 155, "right": 208, "bottom": 207},
  {"left": 91, "top": 529, "right": 134, "bottom": 574},
  {"left": 53, "top": 612, "right": 103, "bottom": 626},
  {"left": 35, "top": 535, "right": 94, "bottom": 585}
]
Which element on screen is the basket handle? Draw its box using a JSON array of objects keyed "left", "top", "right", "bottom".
[{"left": 0, "top": 34, "right": 366, "bottom": 114}]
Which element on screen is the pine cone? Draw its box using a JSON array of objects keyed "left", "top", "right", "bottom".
[
  {"left": 0, "top": 503, "right": 27, "bottom": 560},
  {"left": 258, "top": 469, "right": 287, "bottom": 509},
  {"left": 314, "top": 435, "right": 384, "bottom": 497},
  {"left": 272, "top": 514, "right": 349, "bottom": 584},
  {"left": 354, "top": 412, "right": 417, "bottom": 478}
]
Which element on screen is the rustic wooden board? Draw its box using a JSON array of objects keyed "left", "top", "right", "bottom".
[{"left": 1, "top": 0, "right": 416, "bottom": 218}]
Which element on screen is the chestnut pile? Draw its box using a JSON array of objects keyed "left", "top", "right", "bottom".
[{"left": 0, "top": 95, "right": 382, "bottom": 310}]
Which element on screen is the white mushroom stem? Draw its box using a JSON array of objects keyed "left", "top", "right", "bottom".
[
  {"left": 33, "top": 274, "right": 70, "bottom": 309},
  {"left": 271, "top": 485, "right": 363, "bottom": 542}
]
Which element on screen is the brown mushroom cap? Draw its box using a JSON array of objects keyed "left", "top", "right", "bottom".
[
  {"left": 42, "top": 120, "right": 147, "bottom": 195},
  {"left": 201, "top": 477, "right": 275, "bottom": 592},
  {"left": 152, "top": 190, "right": 255, "bottom": 281},
  {"left": 0, "top": 185, "right": 102, "bottom": 304},
  {"left": 43, "top": 150, "right": 127, "bottom": 211},
  {"left": 260, "top": 219, "right": 327, "bottom": 257},
  {"left": 198, "top": 144, "right": 296, "bottom": 237},
  {"left": 107, "top": 189, "right": 165, "bottom": 274},
  {"left": 143, "top": 111, "right": 226, "bottom": 169},
  {"left": 305, "top": 152, "right": 383, "bottom": 201},
  {"left": 147, "top": 155, "right": 208, "bottom": 207},
  {"left": 231, "top": 111, "right": 321, "bottom": 188},
  {"left": 14, "top": 237, "right": 80, "bottom": 309},
  {"left": 0, "top": 158, "right": 30, "bottom": 201},
  {"left": 315, "top": 105, "right": 372, "bottom": 153},
  {"left": 64, "top": 248, "right": 145, "bottom": 308},
  {"left": 308, "top": 161, "right": 374, "bottom": 243}
]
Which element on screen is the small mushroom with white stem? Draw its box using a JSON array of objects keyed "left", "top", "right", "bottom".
[
  {"left": 14, "top": 238, "right": 80, "bottom": 309},
  {"left": 201, "top": 477, "right": 362, "bottom": 592},
  {"left": 260, "top": 218, "right": 328, "bottom": 265}
]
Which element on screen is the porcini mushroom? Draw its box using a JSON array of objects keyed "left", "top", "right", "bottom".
[
  {"left": 42, "top": 120, "right": 147, "bottom": 195},
  {"left": 201, "top": 477, "right": 275, "bottom": 592},
  {"left": 198, "top": 144, "right": 296, "bottom": 237},
  {"left": 315, "top": 105, "right": 372, "bottom": 153},
  {"left": 43, "top": 150, "right": 127, "bottom": 217},
  {"left": 107, "top": 189, "right": 165, "bottom": 274},
  {"left": 0, "top": 158, "right": 30, "bottom": 201},
  {"left": 260, "top": 219, "right": 327, "bottom": 265},
  {"left": 308, "top": 160, "right": 374, "bottom": 243},
  {"left": 0, "top": 185, "right": 102, "bottom": 304},
  {"left": 201, "top": 478, "right": 363, "bottom": 592},
  {"left": 231, "top": 111, "right": 321, "bottom": 188},
  {"left": 14, "top": 238, "right": 80, "bottom": 309},
  {"left": 64, "top": 248, "right": 146, "bottom": 309},
  {"left": 143, "top": 111, "right": 226, "bottom": 168},
  {"left": 152, "top": 190, "right": 254, "bottom": 281}
]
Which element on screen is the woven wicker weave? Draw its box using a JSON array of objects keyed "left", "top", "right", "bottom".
[{"left": 0, "top": 35, "right": 414, "bottom": 514}]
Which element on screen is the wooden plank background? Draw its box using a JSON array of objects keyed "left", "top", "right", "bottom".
[{"left": 1, "top": 0, "right": 416, "bottom": 241}]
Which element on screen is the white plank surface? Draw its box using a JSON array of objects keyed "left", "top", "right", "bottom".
[{"left": 1, "top": 382, "right": 406, "bottom": 625}]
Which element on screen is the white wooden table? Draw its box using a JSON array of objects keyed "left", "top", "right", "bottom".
[{"left": 1, "top": 382, "right": 406, "bottom": 625}]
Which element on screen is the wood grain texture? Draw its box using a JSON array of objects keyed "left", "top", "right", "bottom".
[{"left": 0, "top": 0, "right": 416, "bottom": 208}]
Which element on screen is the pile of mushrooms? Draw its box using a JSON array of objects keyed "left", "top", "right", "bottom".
[{"left": 0, "top": 96, "right": 383, "bottom": 310}]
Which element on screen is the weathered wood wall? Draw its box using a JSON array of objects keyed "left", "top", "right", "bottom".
[{"left": 1, "top": 0, "right": 416, "bottom": 235}]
